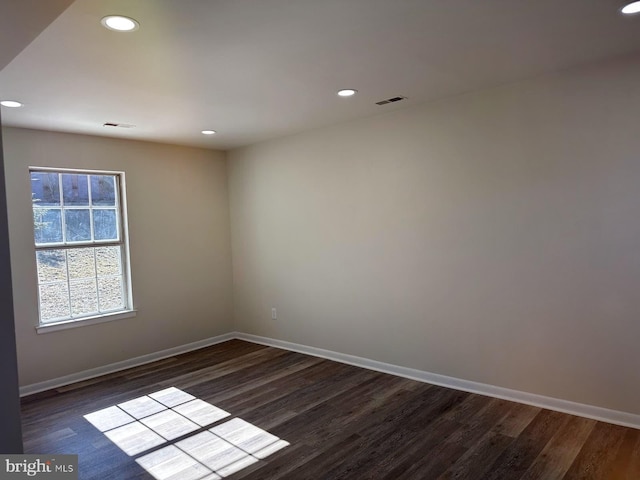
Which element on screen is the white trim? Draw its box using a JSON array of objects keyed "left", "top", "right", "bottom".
[
  {"left": 19, "top": 332, "right": 236, "bottom": 397},
  {"left": 29, "top": 165, "right": 126, "bottom": 176},
  {"left": 235, "top": 332, "right": 640, "bottom": 430},
  {"left": 36, "top": 309, "right": 137, "bottom": 334},
  {"left": 20, "top": 330, "right": 640, "bottom": 429}
]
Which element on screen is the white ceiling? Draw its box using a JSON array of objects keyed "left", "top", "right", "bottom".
[
  {"left": 0, "top": 0, "right": 74, "bottom": 71},
  {"left": 1, "top": 0, "right": 640, "bottom": 150}
]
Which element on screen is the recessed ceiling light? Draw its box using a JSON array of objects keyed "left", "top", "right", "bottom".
[
  {"left": 201, "top": 130, "right": 216, "bottom": 135},
  {"left": 621, "top": 1, "right": 640, "bottom": 14},
  {"left": 0, "top": 100, "right": 23, "bottom": 108},
  {"left": 101, "top": 15, "right": 139, "bottom": 32},
  {"left": 337, "top": 89, "right": 357, "bottom": 97}
]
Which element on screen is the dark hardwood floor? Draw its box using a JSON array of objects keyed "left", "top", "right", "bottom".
[{"left": 21, "top": 340, "right": 640, "bottom": 479}]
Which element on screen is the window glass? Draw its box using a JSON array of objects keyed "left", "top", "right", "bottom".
[
  {"left": 65, "top": 209, "right": 92, "bottom": 242},
  {"left": 30, "top": 169, "right": 131, "bottom": 325},
  {"left": 39, "top": 283, "right": 71, "bottom": 321},
  {"left": 34, "top": 209, "right": 63, "bottom": 244},
  {"left": 36, "top": 249, "right": 67, "bottom": 283},
  {"left": 31, "top": 172, "right": 60, "bottom": 206},
  {"left": 91, "top": 175, "right": 116, "bottom": 206},
  {"left": 62, "top": 174, "right": 89, "bottom": 205},
  {"left": 94, "top": 209, "right": 118, "bottom": 241}
]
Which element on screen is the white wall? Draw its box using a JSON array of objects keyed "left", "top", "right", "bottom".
[
  {"left": 228, "top": 53, "right": 640, "bottom": 415},
  {"left": 3, "top": 128, "right": 233, "bottom": 386}
]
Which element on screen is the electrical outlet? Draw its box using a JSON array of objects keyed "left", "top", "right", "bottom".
[{"left": 271, "top": 307, "right": 277, "bottom": 320}]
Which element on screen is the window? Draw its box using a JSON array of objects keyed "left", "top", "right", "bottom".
[{"left": 30, "top": 168, "right": 132, "bottom": 328}]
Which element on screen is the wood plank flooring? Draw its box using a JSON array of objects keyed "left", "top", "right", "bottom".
[{"left": 20, "top": 340, "right": 640, "bottom": 479}]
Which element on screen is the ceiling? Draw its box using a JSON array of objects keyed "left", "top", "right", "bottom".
[{"left": 1, "top": 0, "right": 640, "bottom": 150}]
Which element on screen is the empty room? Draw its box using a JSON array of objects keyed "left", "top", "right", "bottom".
[{"left": 2, "top": 1, "right": 640, "bottom": 479}]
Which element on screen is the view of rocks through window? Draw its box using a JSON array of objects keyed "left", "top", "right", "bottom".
[{"left": 36, "top": 247, "right": 124, "bottom": 321}]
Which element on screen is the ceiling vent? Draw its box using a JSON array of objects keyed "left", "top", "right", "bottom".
[
  {"left": 103, "top": 122, "right": 136, "bottom": 128},
  {"left": 376, "top": 96, "right": 406, "bottom": 106}
]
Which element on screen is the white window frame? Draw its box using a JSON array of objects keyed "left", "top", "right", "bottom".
[{"left": 30, "top": 167, "right": 135, "bottom": 333}]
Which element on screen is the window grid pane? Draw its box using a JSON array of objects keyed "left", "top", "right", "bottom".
[
  {"left": 70, "top": 278, "right": 99, "bottom": 317},
  {"left": 34, "top": 208, "right": 63, "bottom": 244},
  {"left": 96, "top": 246, "right": 122, "bottom": 275},
  {"left": 98, "top": 275, "right": 126, "bottom": 311},
  {"left": 65, "top": 209, "right": 92, "bottom": 242},
  {"left": 62, "top": 174, "right": 89, "bottom": 205},
  {"left": 36, "top": 249, "right": 68, "bottom": 283},
  {"left": 31, "top": 172, "right": 61, "bottom": 207},
  {"left": 39, "top": 283, "right": 71, "bottom": 322}
]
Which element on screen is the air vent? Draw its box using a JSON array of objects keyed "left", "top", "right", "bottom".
[
  {"left": 103, "top": 122, "right": 136, "bottom": 128},
  {"left": 376, "top": 96, "right": 406, "bottom": 106}
]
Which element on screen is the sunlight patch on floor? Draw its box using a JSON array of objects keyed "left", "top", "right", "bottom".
[{"left": 84, "top": 387, "right": 289, "bottom": 479}]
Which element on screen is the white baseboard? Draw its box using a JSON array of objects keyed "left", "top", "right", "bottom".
[
  {"left": 235, "top": 332, "right": 640, "bottom": 430},
  {"left": 19, "top": 332, "right": 236, "bottom": 397},
  {"left": 20, "top": 330, "right": 640, "bottom": 430}
]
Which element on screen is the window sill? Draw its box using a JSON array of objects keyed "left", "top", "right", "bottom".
[{"left": 35, "top": 310, "right": 137, "bottom": 334}]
